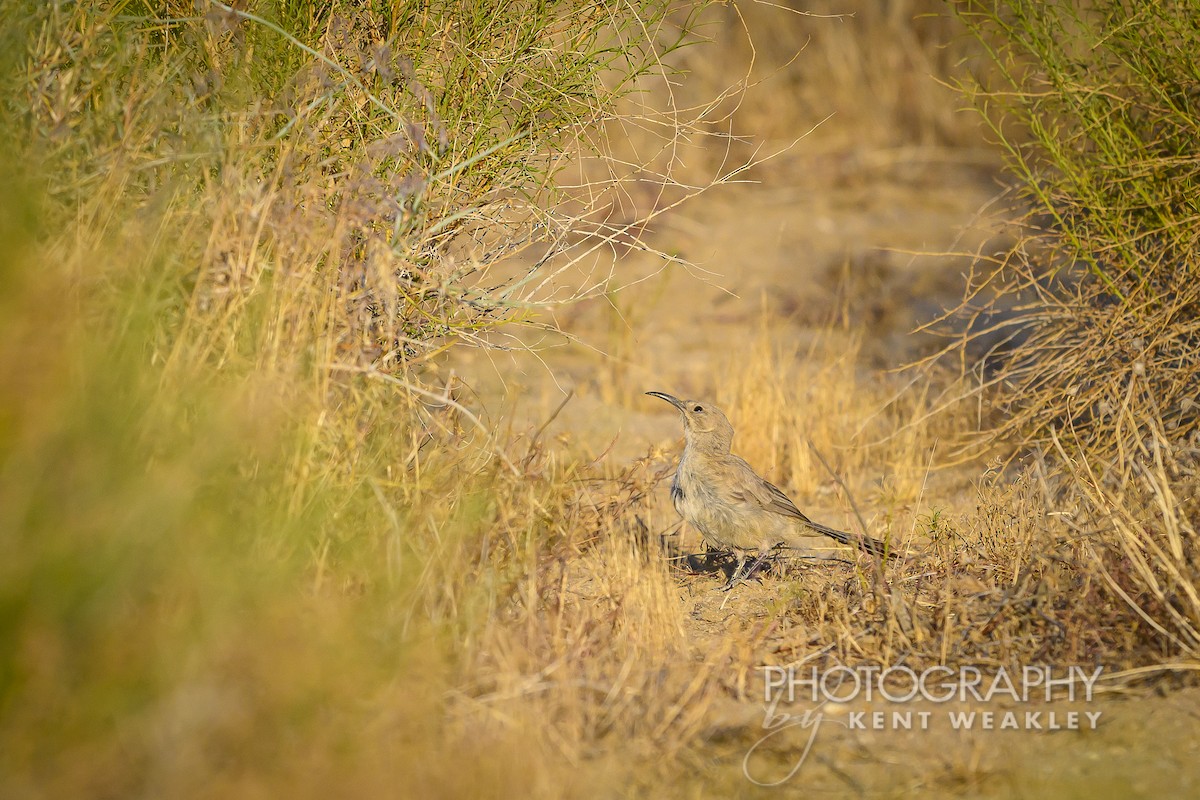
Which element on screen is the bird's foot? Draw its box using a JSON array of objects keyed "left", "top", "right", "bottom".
[
  {"left": 742, "top": 553, "right": 772, "bottom": 582},
  {"left": 718, "top": 558, "right": 749, "bottom": 592},
  {"left": 718, "top": 553, "right": 775, "bottom": 592}
]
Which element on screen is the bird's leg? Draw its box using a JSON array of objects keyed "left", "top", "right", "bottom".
[
  {"left": 741, "top": 549, "right": 774, "bottom": 583},
  {"left": 720, "top": 553, "right": 749, "bottom": 592}
]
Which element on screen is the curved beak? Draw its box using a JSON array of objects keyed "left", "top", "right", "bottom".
[{"left": 645, "top": 391, "right": 686, "bottom": 413}]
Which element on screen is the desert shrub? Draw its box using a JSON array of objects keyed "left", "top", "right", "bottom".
[
  {"left": 952, "top": 0, "right": 1200, "bottom": 654},
  {"left": 18, "top": 0, "right": 707, "bottom": 373}
]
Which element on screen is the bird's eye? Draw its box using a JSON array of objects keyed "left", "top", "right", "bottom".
[{"left": 693, "top": 405, "right": 703, "bottom": 412}]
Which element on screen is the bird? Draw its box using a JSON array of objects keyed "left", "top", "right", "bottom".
[{"left": 646, "top": 391, "right": 892, "bottom": 591}]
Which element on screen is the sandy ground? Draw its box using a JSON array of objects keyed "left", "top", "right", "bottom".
[
  {"left": 445, "top": 152, "right": 1200, "bottom": 797},
  {"left": 693, "top": 685, "right": 1200, "bottom": 798},
  {"left": 448, "top": 153, "right": 1004, "bottom": 455}
]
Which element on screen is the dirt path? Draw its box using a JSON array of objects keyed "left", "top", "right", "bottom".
[
  {"left": 448, "top": 154, "right": 1002, "bottom": 459},
  {"left": 692, "top": 685, "right": 1200, "bottom": 797}
]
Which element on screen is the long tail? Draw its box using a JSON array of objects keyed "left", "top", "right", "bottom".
[{"left": 802, "top": 520, "right": 894, "bottom": 559}]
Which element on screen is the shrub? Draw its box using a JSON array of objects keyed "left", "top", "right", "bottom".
[{"left": 953, "top": 0, "right": 1200, "bottom": 654}]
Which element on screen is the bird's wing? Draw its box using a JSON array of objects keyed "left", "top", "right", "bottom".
[
  {"left": 722, "top": 457, "right": 866, "bottom": 550},
  {"left": 721, "top": 457, "right": 815, "bottom": 523},
  {"left": 753, "top": 478, "right": 816, "bottom": 524}
]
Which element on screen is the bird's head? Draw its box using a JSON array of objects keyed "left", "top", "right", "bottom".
[{"left": 645, "top": 391, "right": 734, "bottom": 453}]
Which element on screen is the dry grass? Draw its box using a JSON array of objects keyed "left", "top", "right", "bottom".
[
  {"left": 2, "top": 1, "right": 1197, "bottom": 797},
  {"left": 623, "top": 0, "right": 991, "bottom": 181},
  {"left": 721, "top": 325, "right": 944, "bottom": 510},
  {"left": 933, "top": 0, "right": 1200, "bottom": 659},
  {"left": 418, "top": 322, "right": 1171, "bottom": 793}
]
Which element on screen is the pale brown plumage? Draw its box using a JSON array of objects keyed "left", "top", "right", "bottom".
[{"left": 647, "top": 391, "right": 891, "bottom": 590}]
